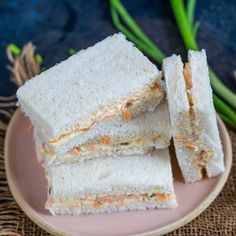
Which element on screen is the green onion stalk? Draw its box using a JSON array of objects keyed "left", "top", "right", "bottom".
[
  {"left": 110, "top": 0, "right": 236, "bottom": 128},
  {"left": 169, "top": 0, "right": 236, "bottom": 109},
  {"left": 7, "top": 44, "right": 45, "bottom": 72}
]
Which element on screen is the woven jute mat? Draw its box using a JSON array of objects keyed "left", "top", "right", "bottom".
[{"left": 0, "top": 45, "right": 235, "bottom": 236}]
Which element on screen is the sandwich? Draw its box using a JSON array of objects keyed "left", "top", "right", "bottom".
[
  {"left": 35, "top": 100, "right": 172, "bottom": 165},
  {"left": 163, "top": 49, "right": 224, "bottom": 183},
  {"left": 44, "top": 149, "right": 177, "bottom": 215},
  {"left": 17, "top": 33, "right": 164, "bottom": 154},
  {"left": 40, "top": 98, "right": 169, "bottom": 156}
]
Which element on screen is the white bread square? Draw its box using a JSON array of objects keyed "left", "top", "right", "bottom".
[
  {"left": 17, "top": 33, "right": 163, "bottom": 139},
  {"left": 44, "top": 149, "right": 177, "bottom": 215}
]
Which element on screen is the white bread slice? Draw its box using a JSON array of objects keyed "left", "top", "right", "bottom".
[
  {"left": 163, "top": 55, "right": 200, "bottom": 182},
  {"left": 40, "top": 141, "right": 164, "bottom": 167},
  {"left": 163, "top": 50, "right": 224, "bottom": 183},
  {"left": 17, "top": 33, "right": 163, "bottom": 141},
  {"left": 188, "top": 50, "right": 224, "bottom": 178},
  {"left": 39, "top": 100, "right": 171, "bottom": 156},
  {"left": 44, "top": 149, "right": 177, "bottom": 215}
]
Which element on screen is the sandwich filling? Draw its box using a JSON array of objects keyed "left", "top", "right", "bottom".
[
  {"left": 181, "top": 63, "right": 212, "bottom": 176},
  {"left": 41, "top": 133, "right": 169, "bottom": 161},
  {"left": 183, "top": 63, "right": 194, "bottom": 119},
  {"left": 45, "top": 192, "right": 174, "bottom": 209},
  {"left": 44, "top": 82, "right": 163, "bottom": 145}
]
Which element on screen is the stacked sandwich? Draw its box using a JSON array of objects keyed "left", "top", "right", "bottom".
[
  {"left": 16, "top": 33, "right": 224, "bottom": 216},
  {"left": 17, "top": 34, "right": 177, "bottom": 215}
]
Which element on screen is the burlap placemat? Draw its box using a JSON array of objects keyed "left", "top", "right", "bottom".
[{"left": 0, "top": 45, "right": 235, "bottom": 236}]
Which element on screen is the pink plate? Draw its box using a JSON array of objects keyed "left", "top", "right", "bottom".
[{"left": 5, "top": 110, "right": 232, "bottom": 236}]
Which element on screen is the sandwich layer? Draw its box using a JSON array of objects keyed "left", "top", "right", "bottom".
[
  {"left": 34, "top": 82, "right": 164, "bottom": 144},
  {"left": 46, "top": 193, "right": 176, "bottom": 215},
  {"left": 45, "top": 149, "right": 177, "bottom": 215},
  {"left": 40, "top": 137, "right": 168, "bottom": 166},
  {"left": 17, "top": 33, "right": 163, "bottom": 140},
  {"left": 163, "top": 50, "right": 224, "bottom": 183},
  {"left": 39, "top": 100, "right": 171, "bottom": 155}
]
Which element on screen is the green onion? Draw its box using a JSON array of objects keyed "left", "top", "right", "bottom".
[
  {"left": 169, "top": 0, "right": 198, "bottom": 50},
  {"left": 213, "top": 95, "right": 236, "bottom": 126},
  {"left": 110, "top": 0, "right": 165, "bottom": 63},
  {"left": 110, "top": 1, "right": 164, "bottom": 63},
  {"left": 209, "top": 69, "right": 236, "bottom": 111},
  {"left": 68, "top": 48, "right": 77, "bottom": 55},
  {"left": 35, "top": 53, "right": 43, "bottom": 65},
  {"left": 41, "top": 66, "right": 47, "bottom": 72},
  {"left": 218, "top": 113, "right": 236, "bottom": 128},
  {"left": 186, "top": 0, "right": 197, "bottom": 28},
  {"left": 170, "top": 0, "right": 236, "bottom": 110},
  {"left": 35, "top": 53, "right": 45, "bottom": 72},
  {"left": 192, "top": 21, "right": 200, "bottom": 38},
  {"left": 7, "top": 43, "right": 21, "bottom": 55}
]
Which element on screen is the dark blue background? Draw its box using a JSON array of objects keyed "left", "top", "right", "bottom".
[{"left": 0, "top": 0, "right": 235, "bottom": 96}]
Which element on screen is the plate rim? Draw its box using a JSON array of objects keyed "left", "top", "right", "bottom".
[{"left": 4, "top": 109, "right": 232, "bottom": 236}]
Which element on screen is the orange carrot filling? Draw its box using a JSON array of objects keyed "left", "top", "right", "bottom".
[
  {"left": 149, "top": 82, "right": 161, "bottom": 92},
  {"left": 193, "top": 149, "right": 209, "bottom": 173},
  {"left": 183, "top": 63, "right": 192, "bottom": 90},
  {"left": 100, "top": 135, "right": 112, "bottom": 144},
  {"left": 45, "top": 193, "right": 173, "bottom": 209},
  {"left": 121, "top": 109, "right": 132, "bottom": 121},
  {"left": 183, "top": 62, "right": 195, "bottom": 118},
  {"left": 182, "top": 63, "right": 210, "bottom": 173}
]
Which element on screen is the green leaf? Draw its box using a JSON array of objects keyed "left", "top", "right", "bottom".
[{"left": 7, "top": 43, "right": 21, "bottom": 55}]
